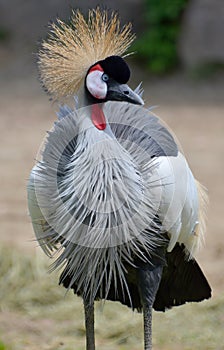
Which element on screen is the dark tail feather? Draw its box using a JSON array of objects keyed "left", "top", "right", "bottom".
[{"left": 153, "top": 244, "right": 212, "bottom": 311}]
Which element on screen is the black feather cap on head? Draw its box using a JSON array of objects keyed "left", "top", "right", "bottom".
[{"left": 98, "top": 56, "right": 131, "bottom": 84}]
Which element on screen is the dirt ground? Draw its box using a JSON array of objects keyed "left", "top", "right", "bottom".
[{"left": 0, "top": 69, "right": 224, "bottom": 348}]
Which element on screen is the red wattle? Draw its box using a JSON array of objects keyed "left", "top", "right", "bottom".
[{"left": 91, "top": 104, "right": 106, "bottom": 130}]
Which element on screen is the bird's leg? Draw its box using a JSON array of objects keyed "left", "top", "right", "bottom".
[
  {"left": 137, "top": 263, "right": 164, "bottom": 350},
  {"left": 143, "top": 304, "right": 153, "bottom": 350},
  {"left": 83, "top": 298, "right": 95, "bottom": 350}
]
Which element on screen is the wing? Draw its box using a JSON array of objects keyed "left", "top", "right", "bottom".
[
  {"left": 106, "top": 101, "right": 206, "bottom": 257},
  {"left": 27, "top": 165, "right": 56, "bottom": 255},
  {"left": 27, "top": 104, "right": 75, "bottom": 255}
]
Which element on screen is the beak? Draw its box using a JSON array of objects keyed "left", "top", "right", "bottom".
[{"left": 107, "top": 80, "right": 144, "bottom": 105}]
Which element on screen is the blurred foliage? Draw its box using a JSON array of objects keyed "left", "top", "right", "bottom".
[
  {"left": 0, "top": 28, "right": 9, "bottom": 42},
  {"left": 133, "top": 0, "right": 188, "bottom": 74},
  {"left": 189, "top": 62, "right": 224, "bottom": 79}
]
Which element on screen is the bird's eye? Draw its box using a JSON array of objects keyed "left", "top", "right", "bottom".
[{"left": 102, "top": 73, "right": 109, "bottom": 82}]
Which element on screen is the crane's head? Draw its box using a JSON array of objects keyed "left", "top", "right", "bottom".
[
  {"left": 38, "top": 9, "right": 142, "bottom": 104},
  {"left": 85, "top": 55, "right": 143, "bottom": 105}
]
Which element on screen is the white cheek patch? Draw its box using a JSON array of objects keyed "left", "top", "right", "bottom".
[{"left": 86, "top": 70, "right": 107, "bottom": 100}]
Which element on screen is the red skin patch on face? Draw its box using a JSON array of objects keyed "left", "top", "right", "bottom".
[
  {"left": 86, "top": 64, "right": 107, "bottom": 100},
  {"left": 89, "top": 64, "right": 104, "bottom": 73}
]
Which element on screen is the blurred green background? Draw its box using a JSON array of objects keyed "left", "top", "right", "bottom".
[{"left": 0, "top": 1, "right": 224, "bottom": 349}]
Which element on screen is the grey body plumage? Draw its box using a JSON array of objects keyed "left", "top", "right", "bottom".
[{"left": 28, "top": 102, "right": 172, "bottom": 302}]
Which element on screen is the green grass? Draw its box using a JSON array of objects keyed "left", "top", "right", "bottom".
[
  {"left": 0, "top": 341, "right": 7, "bottom": 350},
  {"left": 0, "top": 244, "right": 223, "bottom": 350}
]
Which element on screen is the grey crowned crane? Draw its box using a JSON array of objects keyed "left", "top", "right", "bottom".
[{"left": 27, "top": 8, "right": 211, "bottom": 350}]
